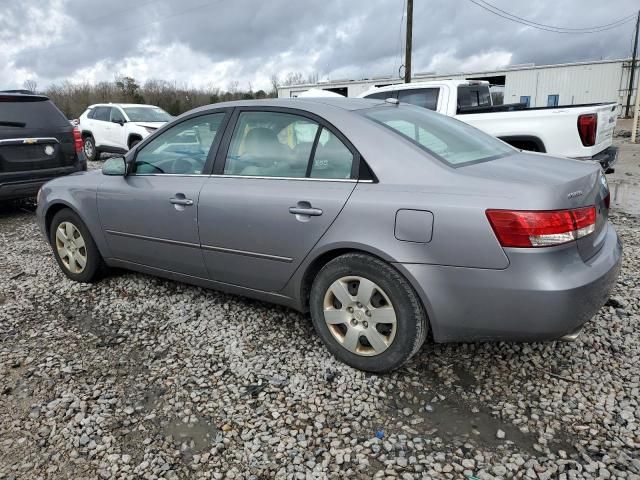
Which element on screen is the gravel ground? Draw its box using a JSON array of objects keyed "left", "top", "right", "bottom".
[{"left": 1, "top": 162, "right": 639, "bottom": 479}]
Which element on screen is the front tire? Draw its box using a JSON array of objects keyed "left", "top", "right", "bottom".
[
  {"left": 309, "top": 253, "right": 428, "bottom": 373},
  {"left": 49, "top": 209, "right": 104, "bottom": 283}
]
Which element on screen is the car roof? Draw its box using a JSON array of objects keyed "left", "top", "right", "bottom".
[
  {"left": 0, "top": 91, "right": 49, "bottom": 101},
  {"left": 87, "top": 103, "right": 160, "bottom": 108},
  {"left": 188, "top": 97, "right": 383, "bottom": 115},
  {"left": 360, "top": 79, "right": 490, "bottom": 96}
]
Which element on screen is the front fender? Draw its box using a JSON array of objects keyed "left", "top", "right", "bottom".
[{"left": 37, "top": 174, "right": 112, "bottom": 259}]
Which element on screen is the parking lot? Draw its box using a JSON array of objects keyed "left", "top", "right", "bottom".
[{"left": 0, "top": 137, "right": 639, "bottom": 479}]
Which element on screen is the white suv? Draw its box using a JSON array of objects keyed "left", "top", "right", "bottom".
[{"left": 78, "top": 103, "right": 172, "bottom": 160}]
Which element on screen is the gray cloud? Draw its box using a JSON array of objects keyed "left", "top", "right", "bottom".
[{"left": 1, "top": 0, "right": 637, "bottom": 89}]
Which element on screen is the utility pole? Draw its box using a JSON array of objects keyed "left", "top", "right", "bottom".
[
  {"left": 404, "top": 0, "right": 413, "bottom": 83},
  {"left": 625, "top": 10, "right": 640, "bottom": 118}
]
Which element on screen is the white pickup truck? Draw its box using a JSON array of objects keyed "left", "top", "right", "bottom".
[{"left": 358, "top": 80, "right": 618, "bottom": 171}]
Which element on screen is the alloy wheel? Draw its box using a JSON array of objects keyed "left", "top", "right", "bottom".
[
  {"left": 83, "top": 138, "right": 94, "bottom": 158},
  {"left": 55, "top": 221, "right": 87, "bottom": 274},
  {"left": 323, "top": 276, "right": 397, "bottom": 356}
]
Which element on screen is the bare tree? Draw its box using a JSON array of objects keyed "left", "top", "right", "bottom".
[
  {"left": 43, "top": 76, "right": 265, "bottom": 118},
  {"left": 23, "top": 79, "right": 37, "bottom": 93}
]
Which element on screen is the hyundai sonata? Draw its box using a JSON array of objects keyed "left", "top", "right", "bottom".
[{"left": 36, "top": 98, "right": 622, "bottom": 372}]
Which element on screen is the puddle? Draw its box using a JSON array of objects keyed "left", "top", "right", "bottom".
[
  {"left": 610, "top": 179, "right": 640, "bottom": 215},
  {"left": 163, "top": 417, "right": 220, "bottom": 453}
]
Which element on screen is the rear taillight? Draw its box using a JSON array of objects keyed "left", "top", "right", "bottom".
[
  {"left": 73, "top": 126, "right": 83, "bottom": 153},
  {"left": 577, "top": 114, "right": 597, "bottom": 147},
  {"left": 486, "top": 207, "right": 596, "bottom": 248}
]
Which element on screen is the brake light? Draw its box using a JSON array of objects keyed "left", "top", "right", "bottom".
[
  {"left": 577, "top": 114, "right": 597, "bottom": 147},
  {"left": 486, "top": 207, "right": 596, "bottom": 248},
  {"left": 73, "top": 126, "right": 83, "bottom": 153}
]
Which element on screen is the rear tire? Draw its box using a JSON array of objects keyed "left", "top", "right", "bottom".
[
  {"left": 49, "top": 208, "right": 104, "bottom": 283},
  {"left": 83, "top": 135, "right": 99, "bottom": 161},
  {"left": 309, "top": 253, "right": 428, "bottom": 373}
]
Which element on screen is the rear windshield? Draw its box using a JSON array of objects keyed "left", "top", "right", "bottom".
[
  {"left": 360, "top": 105, "right": 514, "bottom": 166},
  {"left": 0, "top": 98, "right": 70, "bottom": 129},
  {"left": 123, "top": 107, "right": 172, "bottom": 123}
]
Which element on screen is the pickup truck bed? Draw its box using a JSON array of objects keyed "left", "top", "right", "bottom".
[{"left": 359, "top": 80, "right": 618, "bottom": 171}]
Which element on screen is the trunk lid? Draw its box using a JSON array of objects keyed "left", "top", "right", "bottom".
[
  {"left": 0, "top": 95, "right": 76, "bottom": 174},
  {"left": 464, "top": 152, "right": 609, "bottom": 261}
]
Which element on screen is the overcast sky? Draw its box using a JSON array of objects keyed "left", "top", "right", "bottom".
[{"left": 1, "top": 0, "right": 638, "bottom": 91}]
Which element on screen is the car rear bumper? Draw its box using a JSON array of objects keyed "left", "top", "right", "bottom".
[
  {"left": 0, "top": 162, "right": 85, "bottom": 201},
  {"left": 396, "top": 222, "right": 622, "bottom": 342},
  {"left": 589, "top": 146, "right": 618, "bottom": 173}
]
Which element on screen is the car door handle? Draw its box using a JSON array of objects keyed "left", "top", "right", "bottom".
[
  {"left": 289, "top": 206, "right": 323, "bottom": 216},
  {"left": 170, "top": 197, "right": 194, "bottom": 206}
]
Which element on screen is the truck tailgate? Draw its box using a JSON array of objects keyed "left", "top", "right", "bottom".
[{"left": 594, "top": 103, "right": 616, "bottom": 150}]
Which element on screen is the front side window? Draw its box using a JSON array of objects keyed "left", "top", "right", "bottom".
[
  {"left": 124, "top": 107, "right": 172, "bottom": 123},
  {"left": 134, "top": 113, "right": 225, "bottom": 175},
  {"left": 397, "top": 88, "right": 439, "bottom": 110},
  {"left": 361, "top": 104, "right": 514, "bottom": 166},
  {"left": 224, "top": 111, "right": 355, "bottom": 179},
  {"left": 110, "top": 108, "right": 125, "bottom": 123}
]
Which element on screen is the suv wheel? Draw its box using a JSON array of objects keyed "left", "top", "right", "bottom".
[
  {"left": 83, "top": 136, "right": 98, "bottom": 161},
  {"left": 50, "top": 208, "right": 104, "bottom": 283},
  {"left": 309, "top": 253, "right": 428, "bottom": 372}
]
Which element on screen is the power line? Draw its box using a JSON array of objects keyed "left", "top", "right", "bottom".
[
  {"left": 80, "top": 0, "right": 161, "bottom": 26},
  {"left": 474, "top": 0, "right": 636, "bottom": 31},
  {"left": 467, "top": 0, "right": 636, "bottom": 34}
]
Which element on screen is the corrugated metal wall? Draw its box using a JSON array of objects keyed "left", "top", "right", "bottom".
[
  {"left": 278, "top": 59, "right": 639, "bottom": 116},
  {"left": 503, "top": 61, "right": 631, "bottom": 112}
]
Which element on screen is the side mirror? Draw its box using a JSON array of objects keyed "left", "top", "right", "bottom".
[
  {"left": 102, "top": 156, "right": 127, "bottom": 176},
  {"left": 112, "top": 118, "right": 125, "bottom": 125}
]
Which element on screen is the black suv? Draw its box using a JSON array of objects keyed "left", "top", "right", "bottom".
[{"left": 0, "top": 91, "right": 86, "bottom": 201}]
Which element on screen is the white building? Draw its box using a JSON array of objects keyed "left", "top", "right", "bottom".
[{"left": 278, "top": 58, "right": 639, "bottom": 116}]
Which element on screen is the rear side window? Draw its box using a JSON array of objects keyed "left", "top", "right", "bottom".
[
  {"left": 225, "top": 111, "right": 318, "bottom": 178},
  {"left": 93, "top": 107, "right": 111, "bottom": 121},
  {"left": 457, "top": 86, "right": 492, "bottom": 109},
  {"left": 397, "top": 88, "right": 439, "bottom": 110},
  {"left": 310, "top": 129, "right": 353, "bottom": 179},
  {"left": 224, "top": 111, "right": 354, "bottom": 179},
  {"left": 0, "top": 98, "right": 69, "bottom": 129},
  {"left": 361, "top": 104, "right": 514, "bottom": 166}
]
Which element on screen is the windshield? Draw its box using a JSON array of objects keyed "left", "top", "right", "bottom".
[
  {"left": 360, "top": 105, "right": 514, "bottom": 166},
  {"left": 123, "top": 107, "right": 172, "bottom": 123}
]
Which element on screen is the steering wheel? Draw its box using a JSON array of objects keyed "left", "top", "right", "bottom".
[
  {"left": 170, "top": 155, "right": 203, "bottom": 174},
  {"left": 134, "top": 161, "right": 164, "bottom": 174}
]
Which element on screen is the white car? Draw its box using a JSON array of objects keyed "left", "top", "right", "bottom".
[
  {"left": 358, "top": 80, "right": 618, "bottom": 171},
  {"left": 78, "top": 103, "right": 172, "bottom": 160}
]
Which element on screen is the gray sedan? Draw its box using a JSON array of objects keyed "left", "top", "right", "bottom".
[{"left": 36, "top": 98, "right": 622, "bottom": 372}]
